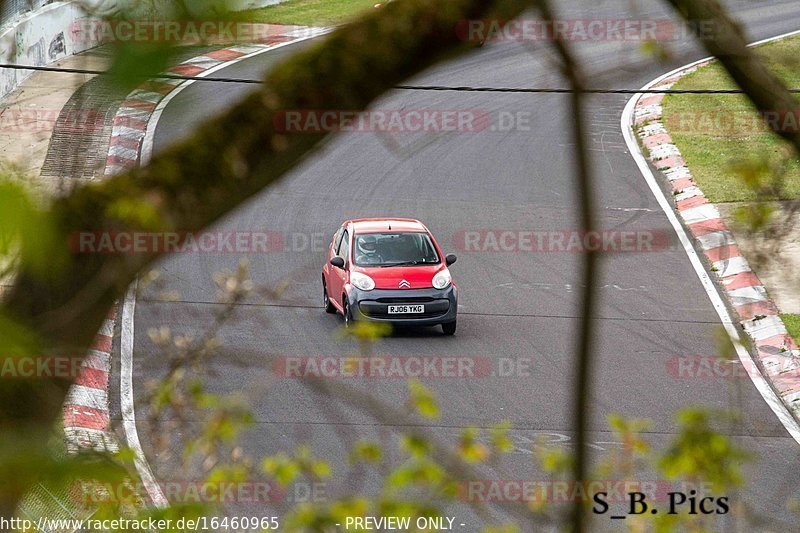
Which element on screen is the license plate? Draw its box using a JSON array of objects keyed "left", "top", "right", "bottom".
[{"left": 388, "top": 304, "right": 425, "bottom": 314}]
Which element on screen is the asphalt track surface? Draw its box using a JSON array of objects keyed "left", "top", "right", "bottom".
[{"left": 128, "top": 0, "right": 800, "bottom": 529}]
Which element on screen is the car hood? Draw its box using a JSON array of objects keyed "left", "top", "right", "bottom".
[{"left": 354, "top": 264, "right": 444, "bottom": 290}]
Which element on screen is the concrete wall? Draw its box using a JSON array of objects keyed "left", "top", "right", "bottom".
[
  {"left": 0, "top": 2, "right": 95, "bottom": 100},
  {"left": 122, "top": 0, "right": 288, "bottom": 18},
  {"left": 0, "top": 0, "right": 288, "bottom": 101}
]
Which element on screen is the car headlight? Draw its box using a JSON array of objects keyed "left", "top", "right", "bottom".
[
  {"left": 432, "top": 268, "right": 452, "bottom": 289},
  {"left": 350, "top": 272, "right": 376, "bottom": 291}
]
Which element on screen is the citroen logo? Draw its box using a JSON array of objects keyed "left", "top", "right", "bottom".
[{"left": 399, "top": 280, "right": 411, "bottom": 289}]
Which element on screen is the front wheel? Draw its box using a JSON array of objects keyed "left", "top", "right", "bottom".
[
  {"left": 441, "top": 320, "right": 456, "bottom": 335},
  {"left": 323, "top": 278, "right": 336, "bottom": 313},
  {"left": 343, "top": 299, "right": 353, "bottom": 328}
]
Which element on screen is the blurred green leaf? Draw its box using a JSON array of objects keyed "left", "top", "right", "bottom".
[
  {"left": 387, "top": 457, "right": 446, "bottom": 489},
  {"left": 400, "top": 434, "right": 430, "bottom": 458},
  {"left": 490, "top": 421, "right": 513, "bottom": 454},
  {"left": 458, "top": 427, "right": 489, "bottom": 464},
  {"left": 535, "top": 445, "right": 572, "bottom": 476},
  {"left": 483, "top": 525, "right": 520, "bottom": 533},
  {"left": 350, "top": 441, "right": 383, "bottom": 464},
  {"left": 262, "top": 452, "right": 300, "bottom": 486},
  {"left": 0, "top": 312, "right": 40, "bottom": 356},
  {"left": 105, "top": 197, "right": 164, "bottom": 230},
  {"left": 107, "top": 40, "right": 177, "bottom": 92},
  {"left": 659, "top": 408, "right": 751, "bottom": 493},
  {"left": 407, "top": 380, "right": 440, "bottom": 420},
  {"left": 0, "top": 177, "right": 66, "bottom": 279}
]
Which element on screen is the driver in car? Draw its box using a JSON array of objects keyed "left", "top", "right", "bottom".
[{"left": 356, "top": 234, "right": 383, "bottom": 266}]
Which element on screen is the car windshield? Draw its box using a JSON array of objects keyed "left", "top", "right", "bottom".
[{"left": 353, "top": 232, "right": 440, "bottom": 267}]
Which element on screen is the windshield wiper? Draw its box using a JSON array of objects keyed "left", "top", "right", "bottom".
[{"left": 380, "top": 260, "right": 426, "bottom": 267}]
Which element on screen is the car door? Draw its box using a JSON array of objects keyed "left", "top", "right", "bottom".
[{"left": 329, "top": 228, "right": 350, "bottom": 305}]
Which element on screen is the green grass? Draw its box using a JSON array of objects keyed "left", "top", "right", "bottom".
[
  {"left": 233, "top": 0, "right": 378, "bottom": 26},
  {"left": 783, "top": 314, "right": 800, "bottom": 342},
  {"left": 662, "top": 35, "right": 800, "bottom": 202}
]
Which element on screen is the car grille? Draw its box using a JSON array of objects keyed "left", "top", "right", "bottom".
[
  {"left": 375, "top": 297, "right": 436, "bottom": 304},
  {"left": 359, "top": 299, "right": 449, "bottom": 319}
]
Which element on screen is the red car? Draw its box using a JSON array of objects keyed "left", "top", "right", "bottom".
[{"left": 322, "top": 218, "right": 458, "bottom": 335}]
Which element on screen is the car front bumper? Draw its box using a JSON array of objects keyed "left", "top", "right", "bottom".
[{"left": 347, "top": 285, "right": 457, "bottom": 326}]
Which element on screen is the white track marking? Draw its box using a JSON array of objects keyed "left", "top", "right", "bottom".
[
  {"left": 620, "top": 29, "right": 800, "bottom": 444},
  {"left": 120, "top": 31, "right": 330, "bottom": 508},
  {"left": 140, "top": 29, "right": 331, "bottom": 163},
  {"left": 120, "top": 281, "right": 167, "bottom": 507}
]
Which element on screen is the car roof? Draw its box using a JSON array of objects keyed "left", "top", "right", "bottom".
[{"left": 347, "top": 218, "right": 428, "bottom": 234}]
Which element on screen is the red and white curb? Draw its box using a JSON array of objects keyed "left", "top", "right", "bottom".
[
  {"left": 633, "top": 60, "right": 800, "bottom": 413},
  {"left": 63, "top": 25, "right": 330, "bottom": 456},
  {"left": 62, "top": 309, "right": 119, "bottom": 453},
  {"left": 105, "top": 26, "right": 329, "bottom": 175}
]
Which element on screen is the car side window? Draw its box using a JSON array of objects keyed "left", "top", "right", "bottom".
[
  {"left": 338, "top": 230, "right": 350, "bottom": 263},
  {"left": 333, "top": 227, "right": 344, "bottom": 252}
]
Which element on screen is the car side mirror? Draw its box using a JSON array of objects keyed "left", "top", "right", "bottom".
[
  {"left": 445, "top": 253, "right": 457, "bottom": 266},
  {"left": 330, "top": 256, "right": 345, "bottom": 269}
]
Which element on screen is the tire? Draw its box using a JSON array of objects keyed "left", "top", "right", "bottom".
[
  {"left": 441, "top": 320, "right": 456, "bottom": 335},
  {"left": 343, "top": 299, "right": 353, "bottom": 328},
  {"left": 323, "top": 278, "right": 336, "bottom": 313}
]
